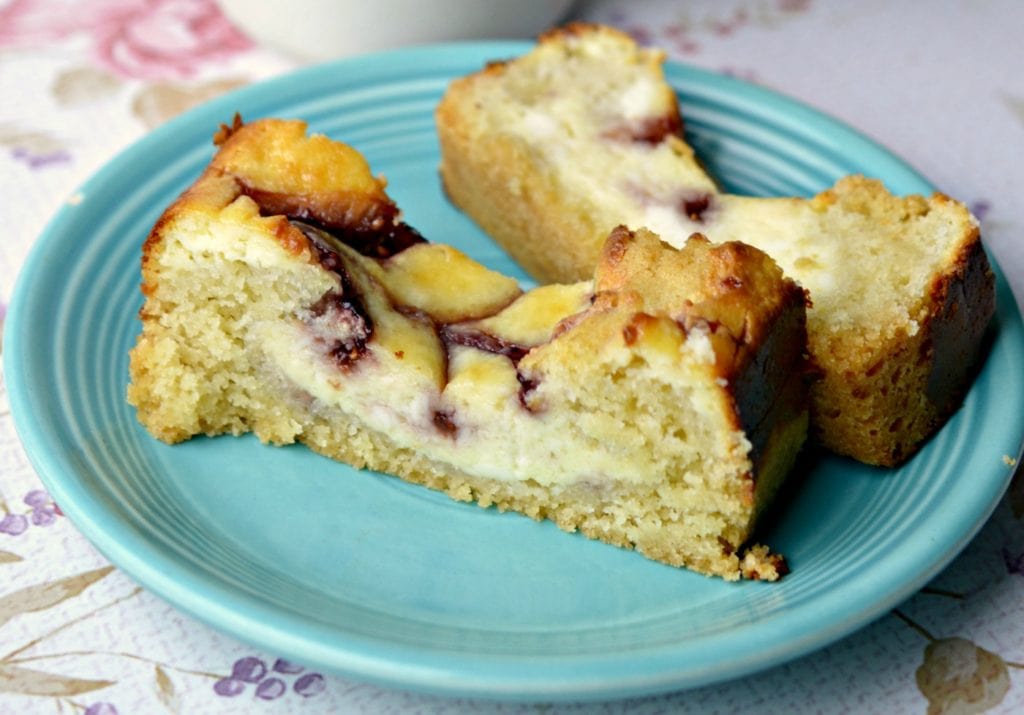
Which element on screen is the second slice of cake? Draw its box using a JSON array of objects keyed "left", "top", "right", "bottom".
[{"left": 436, "top": 23, "right": 995, "bottom": 466}]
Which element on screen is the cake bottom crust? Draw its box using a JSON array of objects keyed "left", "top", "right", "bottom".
[{"left": 231, "top": 379, "right": 796, "bottom": 582}]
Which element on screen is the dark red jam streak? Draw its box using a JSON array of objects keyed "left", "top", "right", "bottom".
[
  {"left": 632, "top": 114, "right": 684, "bottom": 144},
  {"left": 287, "top": 218, "right": 543, "bottom": 435},
  {"left": 679, "top": 193, "right": 712, "bottom": 223},
  {"left": 294, "top": 222, "right": 374, "bottom": 368},
  {"left": 323, "top": 220, "right": 425, "bottom": 259},
  {"left": 604, "top": 113, "right": 683, "bottom": 145},
  {"left": 239, "top": 182, "right": 426, "bottom": 259},
  {"left": 306, "top": 292, "right": 372, "bottom": 368},
  {"left": 439, "top": 326, "right": 540, "bottom": 413},
  {"left": 515, "top": 372, "right": 540, "bottom": 412},
  {"left": 439, "top": 326, "right": 530, "bottom": 363},
  {"left": 432, "top": 409, "right": 458, "bottom": 438}
]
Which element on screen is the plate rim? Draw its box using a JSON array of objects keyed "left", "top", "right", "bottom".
[{"left": 4, "top": 40, "right": 1023, "bottom": 702}]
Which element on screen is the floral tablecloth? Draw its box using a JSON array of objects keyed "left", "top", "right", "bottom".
[{"left": 2, "top": 1, "right": 1022, "bottom": 712}]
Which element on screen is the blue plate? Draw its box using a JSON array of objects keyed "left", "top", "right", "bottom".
[{"left": 5, "top": 42, "right": 1023, "bottom": 702}]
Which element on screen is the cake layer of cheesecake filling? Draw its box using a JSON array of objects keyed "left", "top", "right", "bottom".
[
  {"left": 259, "top": 223, "right": 755, "bottom": 506},
  {"left": 128, "top": 151, "right": 807, "bottom": 578}
]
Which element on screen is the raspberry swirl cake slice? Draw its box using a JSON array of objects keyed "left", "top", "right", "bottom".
[
  {"left": 436, "top": 23, "right": 996, "bottom": 466},
  {"left": 128, "top": 117, "right": 809, "bottom": 581}
]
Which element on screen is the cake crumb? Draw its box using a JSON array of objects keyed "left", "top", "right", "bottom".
[
  {"left": 740, "top": 544, "right": 788, "bottom": 581},
  {"left": 1003, "top": 455, "right": 1017, "bottom": 467}
]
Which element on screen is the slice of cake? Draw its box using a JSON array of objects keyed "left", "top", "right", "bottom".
[
  {"left": 127, "top": 117, "right": 810, "bottom": 580},
  {"left": 436, "top": 23, "right": 996, "bottom": 466}
]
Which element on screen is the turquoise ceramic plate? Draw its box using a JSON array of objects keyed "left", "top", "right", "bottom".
[{"left": 5, "top": 42, "right": 1024, "bottom": 702}]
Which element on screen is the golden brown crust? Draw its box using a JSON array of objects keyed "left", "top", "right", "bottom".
[
  {"left": 140, "top": 117, "right": 423, "bottom": 301},
  {"left": 811, "top": 232, "right": 994, "bottom": 465},
  {"left": 535, "top": 21, "right": 664, "bottom": 59},
  {"left": 593, "top": 228, "right": 808, "bottom": 383},
  {"left": 211, "top": 118, "right": 399, "bottom": 232}
]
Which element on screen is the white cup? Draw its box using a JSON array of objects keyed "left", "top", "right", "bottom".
[{"left": 218, "top": 0, "right": 576, "bottom": 62}]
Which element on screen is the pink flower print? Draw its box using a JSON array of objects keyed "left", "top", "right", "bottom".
[
  {"left": 94, "top": 0, "right": 252, "bottom": 80},
  {"left": 0, "top": 0, "right": 251, "bottom": 80},
  {"left": 0, "top": 0, "right": 139, "bottom": 45}
]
